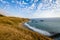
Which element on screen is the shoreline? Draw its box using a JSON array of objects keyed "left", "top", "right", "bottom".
[{"left": 24, "top": 23, "right": 52, "bottom": 36}]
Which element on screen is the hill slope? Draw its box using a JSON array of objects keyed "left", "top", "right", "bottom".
[{"left": 0, "top": 14, "right": 53, "bottom": 40}]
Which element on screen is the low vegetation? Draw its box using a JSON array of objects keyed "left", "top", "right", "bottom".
[{"left": 0, "top": 14, "right": 53, "bottom": 40}]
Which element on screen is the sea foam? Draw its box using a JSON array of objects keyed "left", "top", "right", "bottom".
[{"left": 24, "top": 23, "right": 52, "bottom": 36}]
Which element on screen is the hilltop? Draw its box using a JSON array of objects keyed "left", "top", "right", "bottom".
[{"left": 0, "top": 14, "right": 53, "bottom": 40}]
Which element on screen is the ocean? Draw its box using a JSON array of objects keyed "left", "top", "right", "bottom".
[{"left": 25, "top": 18, "right": 60, "bottom": 40}]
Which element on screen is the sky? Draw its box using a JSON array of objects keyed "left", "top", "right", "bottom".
[{"left": 0, "top": 0, "right": 60, "bottom": 18}]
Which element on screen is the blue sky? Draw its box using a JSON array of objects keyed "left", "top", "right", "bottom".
[{"left": 0, "top": 0, "right": 60, "bottom": 18}]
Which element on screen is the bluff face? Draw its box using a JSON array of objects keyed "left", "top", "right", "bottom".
[{"left": 0, "top": 14, "right": 53, "bottom": 40}]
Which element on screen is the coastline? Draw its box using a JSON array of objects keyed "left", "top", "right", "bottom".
[{"left": 24, "top": 23, "right": 52, "bottom": 36}]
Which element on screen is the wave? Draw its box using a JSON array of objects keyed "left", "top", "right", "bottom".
[{"left": 24, "top": 23, "right": 52, "bottom": 36}]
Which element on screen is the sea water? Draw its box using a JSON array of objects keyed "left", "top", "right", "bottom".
[
  {"left": 26, "top": 19, "right": 60, "bottom": 40},
  {"left": 27, "top": 21, "right": 60, "bottom": 33}
]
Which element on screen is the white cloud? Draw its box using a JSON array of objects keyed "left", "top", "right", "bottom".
[
  {"left": 32, "top": 7, "right": 60, "bottom": 18},
  {"left": 32, "top": 0, "right": 60, "bottom": 18}
]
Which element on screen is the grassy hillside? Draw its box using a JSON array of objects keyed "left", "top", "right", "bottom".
[{"left": 0, "top": 14, "right": 53, "bottom": 40}]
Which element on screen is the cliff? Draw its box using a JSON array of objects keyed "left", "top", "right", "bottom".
[{"left": 0, "top": 14, "right": 53, "bottom": 40}]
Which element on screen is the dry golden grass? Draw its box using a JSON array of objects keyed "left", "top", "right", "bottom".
[{"left": 0, "top": 14, "right": 53, "bottom": 40}]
